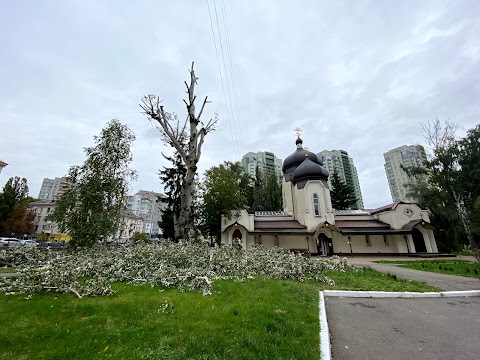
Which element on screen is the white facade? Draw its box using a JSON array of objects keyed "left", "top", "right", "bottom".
[
  {"left": 127, "top": 190, "right": 165, "bottom": 235},
  {"left": 384, "top": 145, "right": 427, "bottom": 202},
  {"left": 241, "top": 151, "right": 283, "bottom": 180},
  {"left": 38, "top": 177, "right": 69, "bottom": 200},
  {"left": 317, "top": 150, "right": 364, "bottom": 209}
]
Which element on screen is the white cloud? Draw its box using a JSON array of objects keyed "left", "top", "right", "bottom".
[{"left": 0, "top": 0, "right": 479, "bottom": 209}]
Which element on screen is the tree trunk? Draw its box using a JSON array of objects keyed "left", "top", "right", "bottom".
[
  {"left": 453, "top": 192, "right": 477, "bottom": 251},
  {"left": 140, "top": 62, "right": 218, "bottom": 242}
]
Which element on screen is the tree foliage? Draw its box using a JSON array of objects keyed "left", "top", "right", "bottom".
[
  {"left": 405, "top": 120, "right": 480, "bottom": 253},
  {"left": 0, "top": 177, "right": 30, "bottom": 236},
  {"left": 0, "top": 203, "right": 35, "bottom": 236},
  {"left": 131, "top": 232, "right": 150, "bottom": 245},
  {"left": 158, "top": 150, "right": 186, "bottom": 241},
  {"left": 200, "top": 162, "right": 247, "bottom": 242},
  {"left": 141, "top": 62, "right": 218, "bottom": 241},
  {"left": 330, "top": 170, "right": 357, "bottom": 210},
  {"left": 49, "top": 119, "right": 137, "bottom": 247},
  {"left": 252, "top": 168, "right": 282, "bottom": 211}
]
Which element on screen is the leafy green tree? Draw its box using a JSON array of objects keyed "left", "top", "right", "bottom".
[
  {"left": 131, "top": 232, "right": 150, "bottom": 244},
  {"left": 252, "top": 168, "right": 282, "bottom": 211},
  {"left": 0, "top": 177, "right": 30, "bottom": 236},
  {"left": 405, "top": 120, "right": 479, "bottom": 253},
  {"left": 0, "top": 203, "right": 35, "bottom": 236},
  {"left": 330, "top": 170, "right": 357, "bottom": 210},
  {"left": 199, "top": 162, "right": 247, "bottom": 242},
  {"left": 49, "top": 119, "right": 137, "bottom": 247}
]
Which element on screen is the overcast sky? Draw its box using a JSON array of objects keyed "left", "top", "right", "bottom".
[{"left": 1, "top": 0, "right": 479, "bottom": 208}]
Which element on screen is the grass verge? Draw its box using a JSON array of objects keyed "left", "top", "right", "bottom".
[
  {"left": 0, "top": 270, "right": 439, "bottom": 360},
  {"left": 377, "top": 260, "right": 480, "bottom": 278}
]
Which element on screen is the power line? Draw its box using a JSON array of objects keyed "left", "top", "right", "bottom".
[
  {"left": 220, "top": 0, "right": 242, "bottom": 155},
  {"left": 207, "top": 0, "right": 240, "bottom": 161},
  {"left": 213, "top": 0, "right": 241, "bottom": 159}
]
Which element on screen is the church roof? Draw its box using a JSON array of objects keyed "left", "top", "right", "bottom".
[
  {"left": 254, "top": 220, "right": 307, "bottom": 231},
  {"left": 334, "top": 209, "right": 371, "bottom": 215},
  {"left": 282, "top": 137, "right": 319, "bottom": 173},
  {"left": 368, "top": 202, "right": 401, "bottom": 214},
  {"left": 293, "top": 157, "right": 329, "bottom": 183},
  {"left": 282, "top": 137, "right": 329, "bottom": 184},
  {"left": 255, "top": 211, "right": 290, "bottom": 217},
  {"left": 335, "top": 220, "right": 390, "bottom": 229}
]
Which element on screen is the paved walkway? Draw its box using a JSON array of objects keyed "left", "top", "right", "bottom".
[{"left": 347, "top": 257, "right": 480, "bottom": 291}]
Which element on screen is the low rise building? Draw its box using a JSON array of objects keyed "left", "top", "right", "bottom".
[
  {"left": 109, "top": 211, "right": 144, "bottom": 244},
  {"left": 28, "top": 200, "right": 69, "bottom": 241}
]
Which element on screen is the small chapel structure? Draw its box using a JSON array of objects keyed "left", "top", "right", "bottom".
[{"left": 221, "top": 135, "right": 438, "bottom": 256}]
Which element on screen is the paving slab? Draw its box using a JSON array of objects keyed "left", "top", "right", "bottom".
[{"left": 326, "top": 296, "right": 480, "bottom": 360}]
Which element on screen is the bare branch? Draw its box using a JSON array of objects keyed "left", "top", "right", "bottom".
[
  {"left": 197, "top": 96, "right": 209, "bottom": 121},
  {"left": 195, "top": 114, "right": 219, "bottom": 162},
  {"left": 140, "top": 95, "right": 188, "bottom": 163}
]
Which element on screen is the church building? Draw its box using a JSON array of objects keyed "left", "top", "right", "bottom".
[{"left": 221, "top": 136, "right": 438, "bottom": 256}]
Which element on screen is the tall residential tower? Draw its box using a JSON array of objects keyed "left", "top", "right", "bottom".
[
  {"left": 383, "top": 145, "right": 428, "bottom": 202},
  {"left": 38, "top": 177, "right": 69, "bottom": 200},
  {"left": 316, "top": 150, "right": 364, "bottom": 210},
  {"left": 241, "top": 151, "right": 283, "bottom": 180}
]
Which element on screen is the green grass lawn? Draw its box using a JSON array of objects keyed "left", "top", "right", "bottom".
[
  {"left": 373, "top": 259, "right": 480, "bottom": 278},
  {"left": 0, "top": 271, "right": 438, "bottom": 360}
]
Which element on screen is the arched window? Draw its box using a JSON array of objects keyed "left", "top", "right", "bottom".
[{"left": 313, "top": 193, "right": 320, "bottom": 216}]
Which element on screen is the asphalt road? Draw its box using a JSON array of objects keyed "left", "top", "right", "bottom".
[{"left": 326, "top": 296, "right": 480, "bottom": 360}]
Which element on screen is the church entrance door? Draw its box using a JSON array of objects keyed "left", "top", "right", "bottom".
[
  {"left": 232, "top": 229, "right": 243, "bottom": 250},
  {"left": 412, "top": 228, "right": 427, "bottom": 253},
  {"left": 317, "top": 234, "right": 330, "bottom": 256}
]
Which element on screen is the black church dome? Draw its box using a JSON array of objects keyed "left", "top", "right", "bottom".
[
  {"left": 292, "top": 156, "right": 329, "bottom": 183},
  {"left": 282, "top": 137, "right": 318, "bottom": 173}
]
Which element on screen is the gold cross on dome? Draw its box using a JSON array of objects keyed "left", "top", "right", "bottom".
[{"left": 294, "top": 127, "right": 302, "bottom": 137}]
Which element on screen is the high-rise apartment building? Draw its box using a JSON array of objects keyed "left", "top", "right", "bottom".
[
  {"left": 38, "top": 177, "right": 69, "bottom": 200},
  {"left": 241, "top": 151, "right": 283, "bottom": 180},
  {"left": 384, "top": 145, "right": 428, "bottom": 202},
  {"left": 316, "top": 150, "right": 364, "bottom": 210},
  {"left": 126, "top": 190, "right": 166, "bottom": 236}
]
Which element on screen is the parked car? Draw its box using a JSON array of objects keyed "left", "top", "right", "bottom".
[
  {"left": 2, "top": 238, "right": 22, "bottom": 247},
  {"left": 0, "top": 238, "right": 9, "bottom": 247},
  {"left": 21, "top": 240, "right": 39, "bottom": 247}
]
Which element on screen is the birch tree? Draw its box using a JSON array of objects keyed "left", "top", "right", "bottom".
[
  {"left": 140, "top": 62, "right": 218, "bottom": 241},
  {"left": 49, "top": 119, "right": 137, "bottom": 247}
]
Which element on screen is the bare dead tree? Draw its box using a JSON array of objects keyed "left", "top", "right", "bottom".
[{"left": 140, "top": 62, "right": 218, "bottom": 241}]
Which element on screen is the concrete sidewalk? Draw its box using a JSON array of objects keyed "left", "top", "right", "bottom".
[{"left": 347, "top": 257, "right": 480, "bottom": 291}]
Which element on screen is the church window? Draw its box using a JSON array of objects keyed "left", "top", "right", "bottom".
[
  {"left": 313, "top": 194, "right": 320, "bottom": 216},
  {"left": 365, "top": 235, "right": 371, "bottom": 247}
]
